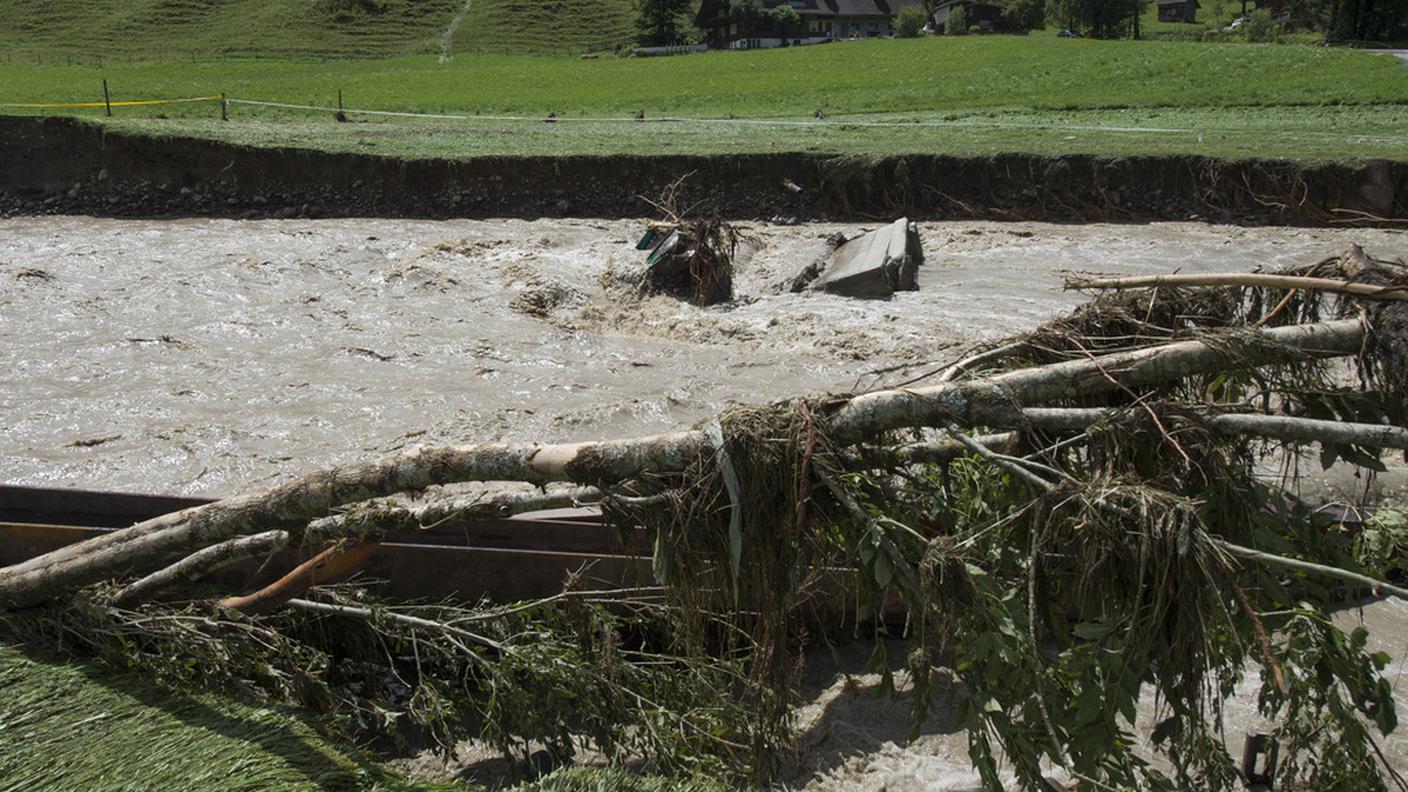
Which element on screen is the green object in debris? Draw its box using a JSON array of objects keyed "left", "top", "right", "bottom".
[
  {"left": 646, "top": 229, "right": 681, "bottom": 267},
  {"left": 636, "top": 228, "right": 659, "bottom": 250}
]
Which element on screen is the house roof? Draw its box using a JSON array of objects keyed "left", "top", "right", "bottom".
[
  {"left": 930, "top": 0, "right": 999, "bottom": 9},
  {"left": 699, "top": 0, "right": 926, "bottom": 20},
  {"left": 1154, "top": 0, "right": 1200, "bottom": 6}
]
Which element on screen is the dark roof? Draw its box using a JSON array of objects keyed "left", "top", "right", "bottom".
[
  {"left": 930, "top": 0, "right": 999, "bottom": 9},
  {"left": 699, "top": 0, "right": 926, "bottom": 19},
  {"left": 1154, "top": 0, "right": 1200, "bottom": 6}
]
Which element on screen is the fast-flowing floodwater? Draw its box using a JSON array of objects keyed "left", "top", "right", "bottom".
[{"left": 0, "top": 216, "right": 1402, "bottom": 497}]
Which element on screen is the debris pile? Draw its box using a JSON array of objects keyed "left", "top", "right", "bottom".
[
  {"left": 4, "top": 246, "right": 1408, "bottom": 789},
  {"left": 635, "top": 219, "right": 736, "bottom": 306}
]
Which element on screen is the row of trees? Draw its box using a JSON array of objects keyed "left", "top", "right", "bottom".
[{"left": 635, "top": 0, "right": 1401, "bottom": 46}]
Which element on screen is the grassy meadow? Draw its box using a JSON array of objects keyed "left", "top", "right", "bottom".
[{"left": 1, "top": 36, "right": 1406, "bottom": 162}]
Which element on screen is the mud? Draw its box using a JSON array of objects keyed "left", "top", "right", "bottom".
[
  {"left": 786, "top": 597, "right": 1408, "bottom": 791},
  {"left": 2, "top": 215, "right": 1404, "bottom": 498},
  {"left": 1, "top": 116, "right": 1404, "bottom": 225}
]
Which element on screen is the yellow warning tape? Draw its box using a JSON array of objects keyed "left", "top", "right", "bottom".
[{"left": 0, "top": 95, "right": 221, "bottom": 108}]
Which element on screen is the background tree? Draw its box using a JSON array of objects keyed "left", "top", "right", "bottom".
[
  {"left": 1000, "top": 0, "right": 1047, "bottom": 30},
  {"left": 1244, "top": 7, "right": 1281, "bottom": 39},
  {"left": 1328, "top": 0, "right": 1406, "bottom": 42},
  {"left": 948, "top": 3, "right": 968, "bottom": 33},
  {"left": 896, "top": 4, "right": 930, "bottom": 35},
  {"left": 730, "top": 0, "right": 764, "bottom": 36},
  {"left": 1046, "top": 0, "right": 1145, "bottom": 37},
  {"left": 771, "top": 4, "right": 803, "bottom": 39},
  {"left": 636, "top": 0, "right": 694, "bottom": 45}
]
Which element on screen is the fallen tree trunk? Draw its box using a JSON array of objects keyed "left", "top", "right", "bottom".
[
  {"left": 828, "top": 318, "right": 1366, "bottom": 445},
  {"left": 1065, "top": 273, "right": 1408, "bottom": 302},
  {"left": 113, "top": 487, "right": 601, "bottom": 607},
  {"left": 1021, "top": 408, "right": 1408, "bottom": 450},
  {"left": 113, "top": 530, "right": 288, "bottom": 607},
  {"left": 0, "top": 436, "right": 704, "bottom": 609},
  {"left": 0, "top": 319, "right": 1367, "bottom": 609}
]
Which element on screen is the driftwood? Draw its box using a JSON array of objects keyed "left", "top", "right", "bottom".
[
  {"left": 1021, "top": 408, "right": 1408, "bottom": 450},
  {"left": 0, "top": 318, "right": 1367, "bottom": 609},
  {"left": 114, "top": 487, "right": 601, "bottom": 607},
  {"left": 219, "top": 541, "right": 380, "bottom": 615},
  {"left": 1065, "top": 272, "right": 1408, "bottom": 301}
]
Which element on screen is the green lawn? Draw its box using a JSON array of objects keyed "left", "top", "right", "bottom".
[
  {"left": 1, "top": 36, "right": 1405, "bottom": 162},
  {"left": 0, "top": 645, "right": 455, "bottom": 792},
  {"left": 4, "top": 37, "right": 1404, "bottom": 117}
]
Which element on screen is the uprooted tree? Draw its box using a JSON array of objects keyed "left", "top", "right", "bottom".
[{"left": 4, "top": 246, "right": 1408, "bottom": 788}]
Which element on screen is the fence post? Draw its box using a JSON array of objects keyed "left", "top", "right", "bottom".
[
  {"left": 220, "top": 93, "right": 228, "bottom": 121},
  {"left": 338, "top": 89, "right": 343, "bottom": 111},
  {"left": 102, "top": 79, "right": 112, "bottom": 117}
]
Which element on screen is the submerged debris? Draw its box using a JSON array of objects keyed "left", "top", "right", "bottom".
[
  {"left": 789, "top": 218, "right": 923, "bottom": 298},
  {"left": 635, "top": 219, "right": 737, "bottom": 306}
]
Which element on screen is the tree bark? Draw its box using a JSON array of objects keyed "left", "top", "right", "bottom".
[
  {"left": 219, "top": 541, "right": 380, "bottom": 615},
  {"left": 1065, "top": 273, "right": 1408, "bottom": 302},
  {"left": 828, "top": 319, "right": 1365, "bottom": 446},
  {"left": 113, "top": 487, "right": 600, "bottom": 607},
  {"left": 0, "top": 437, "right": 703, "bottom": 608},
  {"left": 113, "top": 530, "right": 289, "bottom": 607},
  {"left": 1021, "top": 407, "right": 1408, "bottom": 450}
]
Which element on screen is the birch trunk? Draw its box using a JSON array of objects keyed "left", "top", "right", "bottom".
[{"left": 0, "top": 319, "right": 1366, "bottom": 609}]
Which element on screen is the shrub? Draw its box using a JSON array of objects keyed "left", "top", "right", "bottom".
[
  {"left": 947, "top": 4, "right": 967, "bottom": 34},
  {"left": 896, "top": 5, "right": 928, "bottom": 37},
  {"left": 1244, "top": 8, "right": 1279, "bottom": 42}
]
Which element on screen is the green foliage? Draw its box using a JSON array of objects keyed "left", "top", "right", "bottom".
[
  {"left": 729, "top": 0, "right": 763, "bottom": 30},
  {"left": 1000, "top": 0, "right": 1046, "bottom": 29},
  {"left": 771, "top": 3, "right": 802, "bottom": 36},
  {"left": 1258, "top": 611, "right": 1398, "bottom": 789},
  {"left": 1048, "top": 0, "right": 1145, "bottom": 38},
  {"left": 511, "top": 767, "right": 726, "bottom": 792},
  {"left": 636, "top": 0, "right": 694, "bottom": 46},
  {"left": 1328, "top": 0, "right": 1407, "bottom": 43},
  {"left": 1244, "top": 8, "right": 1280, "bottom": 41},
  {"left": 0, "top": 590, "right": 762, "bottom": 783},
  {"left": 947, "top": 3, "right": 968, "bottom": 33},
  {"left": 896, "top": 4, "right": 929, "bottom": 36},
  {"left": 1354, "top": 506, "right": 1408, "bottom": 581},
  {"left": 321, "top": 0, "right": 389, "bottom": 21}
]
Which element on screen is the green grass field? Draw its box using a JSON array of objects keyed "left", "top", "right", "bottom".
[
  {"left": 0, "top": 0, "right": 643, "bottom": 61},
  {"left": 1, "top": 36, "right": 1405, "bottom": 162},
  {"left": 1, "top": 2, "right": 1405, "bottom": 163}
]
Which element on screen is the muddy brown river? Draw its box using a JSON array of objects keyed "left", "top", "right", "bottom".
[{"left": 1, "top": 216, "right": 1403, "bottom": 497}]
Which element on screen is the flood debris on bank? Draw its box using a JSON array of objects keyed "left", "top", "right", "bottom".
[{"left": 4, "top": 246, "right": 1408, "bottom": 789}]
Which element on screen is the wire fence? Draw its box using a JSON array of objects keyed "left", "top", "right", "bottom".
[{"left": 3, "top": 86, "right": 1408, "bottom": 145}]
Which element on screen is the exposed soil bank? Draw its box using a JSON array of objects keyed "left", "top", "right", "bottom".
[{"left": 1, "top": 115, "right": 1402, "bottom": 225}]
